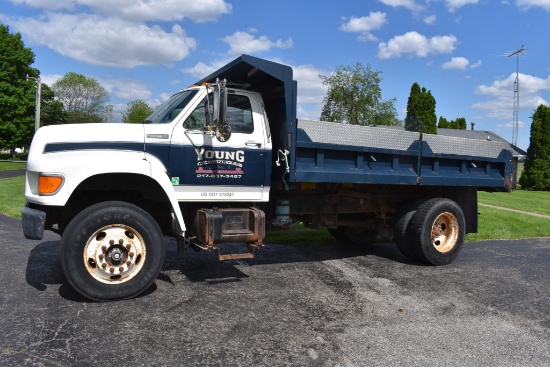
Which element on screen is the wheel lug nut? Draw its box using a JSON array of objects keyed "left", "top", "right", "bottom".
[
  {"left": 101, "top": 245, "right": 107, "bottom": 252},
  {"left": 119, "top": 266, "right": 124, "bottom": 272},
  {"left": 98, "top": 254, "right": 104, "bottom": 260},
  {"left": 126, "top": 261, "right": 131, "bottom": 266},
  {"left": 109, "top": 267, "right": 115, "bottom": 273},
  {"left": 125, "top": 244, "right": 131, "bottom": 250},
  {"left": 129, "top": 252, "right": 134, "bottom": 257},
  {"left": 119, "top": 239, "right": 124, "bottom": 245},
  {"left": 102, "top": 263, "right": 107, "bottom": 268}
]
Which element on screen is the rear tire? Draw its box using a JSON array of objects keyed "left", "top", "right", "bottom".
[
  {"left": 60, "top": 201, "right": 164, "bottom": 301},
  {"left": 394, "top": 199, "right": 425, "bottom": 261},
  {"left": 408, "top": 198, "right": 465, "bottom": 265}
]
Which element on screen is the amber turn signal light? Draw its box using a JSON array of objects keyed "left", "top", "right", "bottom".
[{"left": 39, "top": 175, "right": 63, "bottom": 195}]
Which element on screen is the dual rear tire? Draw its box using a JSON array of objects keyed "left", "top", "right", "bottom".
[{"left": 394, "top": 198, "right": 465, "bottom": 265}]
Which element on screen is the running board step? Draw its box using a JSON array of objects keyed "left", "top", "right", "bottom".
[{"left": 214, "top": 249, "right": 255, "bottom": 261}]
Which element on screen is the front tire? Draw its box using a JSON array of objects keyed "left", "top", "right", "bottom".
[
  {"left": 60, "top": 201, "right": 164, "bottom": 301},
  {"left": 408, "top": 198, "right": 465, "bottom": 265}
]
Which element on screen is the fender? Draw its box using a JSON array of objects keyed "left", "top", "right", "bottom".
[{"left": 25, "top": 150, "right": 186, "bottom": 236}]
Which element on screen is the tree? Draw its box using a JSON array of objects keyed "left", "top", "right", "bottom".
[
  {"left": 519, "top": 104, "right": 550, "bottom": 191},
  {"left": 122, "top": 100, "right": 154, "bottom": 123},
  {"left": 319, "top": 62, "right": 399, "bottom": 126},
  {"left": 438, "top": 116, "right": 467, "bottom": 130},
  {"left": 404, "top": 83, "right": 437, "bottom": 134},
  {"left": 0, "top": 25, "right": 38, "bottom": 152},
  {"left": 40, "top": 83, "right": 67, "bottom": 126},
  {"left": 451, "top": 117, "right": 467, "bottom": 130},
  {"left": 438, "top": 116, "right": 450, "bottom": 129},
  {"left": 52, "top": 72, "right": 110, "bottom": 124}
]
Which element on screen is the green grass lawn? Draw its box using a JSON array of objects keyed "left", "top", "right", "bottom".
[
  {"left": 466, "top": 204, "right": 550, "bottom": 242},
  {"left": 478, "top": 190, "right": 550, "bottom": 216},
  {"left": 0, "top": 162, "right": 26, "bottom": 171},
  {"left": 0, "top": 176, "right": 26, "bottom": 218}
]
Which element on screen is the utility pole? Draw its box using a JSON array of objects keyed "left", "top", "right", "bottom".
[
  {"left": 507, "top": 45, "right": 525, "bottom": 147},
  {"left": 26, "top": 74, "right": 41, "bottom": 132}
]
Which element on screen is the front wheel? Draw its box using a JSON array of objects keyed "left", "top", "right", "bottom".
[
  {"left": 60, "top": 201, "right": 164, "bottom": 301},
  {"left": 408, "top": 198, "right": 465, "bottom": 265}
]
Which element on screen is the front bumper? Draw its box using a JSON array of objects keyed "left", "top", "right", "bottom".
[{"left": 22, "top": 205, "right": 46, "bottom": 240}]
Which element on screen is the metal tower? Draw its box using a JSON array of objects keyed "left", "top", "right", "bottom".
[{"left": 507, "top": 45, "right": 525, "bottom": 147}]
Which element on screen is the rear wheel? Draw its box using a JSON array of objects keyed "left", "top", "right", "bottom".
[
  {"left": 408, "top": 198, "right": 465, "bottom": 265},
  {"left": 60, "top": 201, "right": 164, "bottom": 301}
]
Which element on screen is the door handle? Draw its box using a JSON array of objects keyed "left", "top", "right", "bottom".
[{"left": 245, "top": 141, "right": 262, "bottom": 148}]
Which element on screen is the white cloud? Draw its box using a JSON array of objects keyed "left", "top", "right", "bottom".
[
  {"left": 378, "top": 0, "right": 424, "bottom": 11},
  {"left": 181, "top": 58, "right": 234, "bottom": 79},
  {"left": 222, "top": 31, "right": 293, "bottom": 55},
  {"left": 470, "top": 60, "right": 482, "bottom": 68},
  {"left": 5, "top": 13, "right": 196, "bottom": 68},
  {"left": 40, "top": 74, "right": 63, "bottom": 87},
  {"left": 8, "top": 0, "right": 232, "bottom": 22},
  {"left": 516, "top": 0, "right": 550, "bottom": 10},
  {"left": 445, "top": 0, "right": 480, "bottom": 12},
  {"left": 442, "top": 57, "right": 470, "bottom": 70},
  {"left": 294, "top": 63, "right": 330, "bottom": 120},
  {"left": 377, "top": 32, "right": 457, "bottom": 59},
  {"left": 99, "top": 78, "right": 152, "bottom": 101},
  {"left": 182, "top": 62, "right": 218, "bottom": 79},
  {"left": 473, "top": 73, "right": 550, "bottom": 119},
  {"left": 496, "top": 120, "right": 526, "bottom": 129},
  {"left": 293, "top": 64, "right": 329, "bottom": 105},
  {"left": 8, "top": 0, "right": 75, "bottom": 10},
  {"left": 340, "top": 12, "right": 387, "bottom": 41},
  {"left": 424, "top": 15, "right": 437, "bottom": 24}
]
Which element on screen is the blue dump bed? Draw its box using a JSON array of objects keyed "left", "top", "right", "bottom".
[
  {"left": 296, "top": 120, "right": 512, "bottom": 190},
  {"left": 198, "top": 54, "right": 512, "bottom": 192}
]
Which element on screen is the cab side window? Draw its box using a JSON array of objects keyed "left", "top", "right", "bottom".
[
  {"left": 183, "top": 93, "right": 254, "bottom": 133},
  {"left": 227, "top": 94, "right": 254, "bottom": 134},
  {"left": 183, "top": 97, "right": 209, "bottom": 129}
]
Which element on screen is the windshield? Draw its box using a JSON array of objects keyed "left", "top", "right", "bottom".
[{"left": 144, "top": 89, "right": 198, "bottom": 124}]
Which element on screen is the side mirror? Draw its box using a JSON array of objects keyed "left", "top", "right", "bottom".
[
  {"left": 215, "top": 123, "right": 232, "bottom": 142},
  {"left": 211, "top": 78, "right": 230, "bottom": 143}
]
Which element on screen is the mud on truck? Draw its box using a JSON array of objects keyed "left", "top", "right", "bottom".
[{"left": 22, "top": 55, "right": 512, "bottom": 301}]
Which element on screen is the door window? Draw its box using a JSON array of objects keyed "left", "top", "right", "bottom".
[{"left": 183, "top": 93, "right": 254, "bottom": 134}]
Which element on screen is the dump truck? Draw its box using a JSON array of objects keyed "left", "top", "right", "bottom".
[{"left": 22, "top": 55, "right": 512, "bottom": 301}]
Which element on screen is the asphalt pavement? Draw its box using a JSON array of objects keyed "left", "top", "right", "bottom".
[
  {"left": 0, "top": 213, "right": 549, "bottom": 366},
  {"left": 0, "top": 169, "right": 26, "bottom": 179}
]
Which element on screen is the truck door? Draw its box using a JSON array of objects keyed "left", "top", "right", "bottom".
[{"left": 168, "top": 90, "right": 270, "bottom": 202}]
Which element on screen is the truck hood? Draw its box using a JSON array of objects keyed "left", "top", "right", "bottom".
[{"left": 28, "top": 123, "right": 145, "bottom": 159}]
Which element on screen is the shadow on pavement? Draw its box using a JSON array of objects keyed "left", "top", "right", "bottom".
[{"left": 25, "top": 234, "right": 420, "bottom": 301}]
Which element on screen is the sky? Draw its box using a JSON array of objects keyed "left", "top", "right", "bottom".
[{"left": 2, "top": 0, "right": 550, "bottom": 151}]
